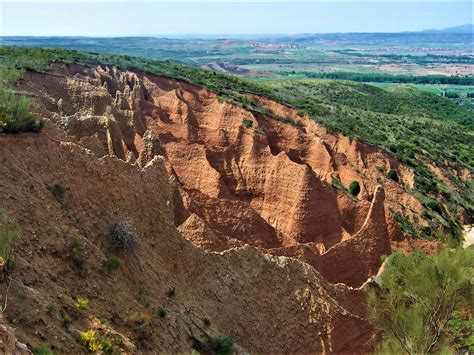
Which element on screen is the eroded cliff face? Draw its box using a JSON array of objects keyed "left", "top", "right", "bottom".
[
  {"left": 1, "top": 62, "right": 448, "bottom": 352},
  {"left": 19, "top": 63, "right": 435, "bottom": 287},
  {"left": 0, "top": 132, "right": 374, "bottom": 353}
]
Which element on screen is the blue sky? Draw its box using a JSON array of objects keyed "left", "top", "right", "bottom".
[{"left": 1, "top": 1, "right": 472, "bottom": 36}]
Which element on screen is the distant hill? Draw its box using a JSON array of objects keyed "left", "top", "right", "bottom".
[{"left": 422, "top": 24, "right": 474, "bottom": 34}]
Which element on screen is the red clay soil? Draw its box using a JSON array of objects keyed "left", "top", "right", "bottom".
[
  {"left": 0, "top": 131, "right": 375, "bottom": 353},
  {"left": 0, "top": 62, "right": 444, "bottom": 352}
]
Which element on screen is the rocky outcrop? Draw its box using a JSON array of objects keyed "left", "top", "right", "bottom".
[
  {"left": 136, "top": 129, "right": 162, "bottom": 167},
  {"left": 178, "top": 213, "right": 243, "bottom": 251},
  {"left": 318, "top": 186, "right": 392, "bottom": 286}
]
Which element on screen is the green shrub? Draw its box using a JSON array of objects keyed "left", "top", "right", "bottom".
[
  {"left": 242, "top": 119, "right": 253, "bottom": 128},
  {"left": 109, "top": 221, "right": 139, "bottom": 253},
  {"left": 203, "top": 318, "right": 211, "bottom": 327},
  {"left": 153, "top": 308, "right": 166, "bottom": 318},
  {"left": 348, "top": 181, "right": 361, "bottom": 196},
  {"left": 68, "top": 235, "right": 85, "bottom": 268},
  {"left": 0, "top": 209, "right": 18, "bottom": 274},
  {"left": 46, "top": 303, "right": 58, "bottom": 314},
  {"left": 392, "top": 211, "right": 417, "bottom": 236},
  {"left": 387, "top": 169, "right": 399, "bottom": 183},
  {"left": 70, "top": 234, "right": 82, "bottom": 249},
  {"left": 423, "top": 199, "right": 444, "bottom": 216},
  {"left": 32, "top": 345, "right": 58, "bottom": 355},
  {"left": 367, "top": 248, "right": 473, "bottom": 353},
  {"left": 192, "top": 335, "right": 234, "bottom": 355},
  {"left": 61, "top": 311, "right": 72, "bottom": 328},
  {"left": 46, "top": 183, "right": 66, "bottom": 205},
  {"left": 331, "top": 177, "right": 359, "bottom": 201},
  {"left": 0, "top": 89, "right": 44, "bottom": 134},
  {"left": 166, "top": 287, "right": 176, "bottom": 298},
  {"left": 104, "top": 256, "right": 122, "bottom": 271}
]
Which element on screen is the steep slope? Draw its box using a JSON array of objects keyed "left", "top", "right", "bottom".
[
  {"left": 0, "top": 131, "right": 374, "bottom": 353},
  {"left": 18, "top": 63, "right": 436, "bottom": 287}
]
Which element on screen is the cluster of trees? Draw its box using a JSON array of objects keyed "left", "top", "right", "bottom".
[{"left": 306, "top": 71, "right": 474, "bottom": 85}]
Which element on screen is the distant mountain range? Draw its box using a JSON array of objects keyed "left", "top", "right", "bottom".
[{"left": 421, "top": 24, "right": 474, "bottom": 34}]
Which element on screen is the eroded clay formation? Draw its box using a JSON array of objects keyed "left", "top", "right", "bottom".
[{"left": 21, "top": 64, "right": 434, "bottom": 287}]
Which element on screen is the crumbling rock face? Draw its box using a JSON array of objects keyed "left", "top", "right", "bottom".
[
  {"left": 20, "top": 63, "right": 427, "bottom": 287},
  {"left": 0, "top": 132, "right": 374, "bottom": 353}
]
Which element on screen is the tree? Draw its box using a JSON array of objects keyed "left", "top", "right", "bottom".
[
  {"left": 348, "top": 181, "right": 360, "bottom": 196},
  {"left": 367, "top": 248, "right": 473, "bottom": 353},
  {"left": 242, "top": 119, "right": 253, "bottom": 128},
  {"left": 387, "top": 169, "right": 399, "bottom": 183}
]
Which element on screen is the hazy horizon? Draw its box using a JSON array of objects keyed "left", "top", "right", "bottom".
[{"left": 1, "top": 1, "right": 473, "bottom": 37}]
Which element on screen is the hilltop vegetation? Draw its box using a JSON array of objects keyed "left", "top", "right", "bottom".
[{"left": 0, "top": 46, "right": 472, "bottom": 241}]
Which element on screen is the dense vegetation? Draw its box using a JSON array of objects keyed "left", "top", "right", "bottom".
[
  {"left": 0, "top": 46, "right": 472, "bottom": 241},
  {"left": 306, "top": 71, "right": 474, "bottom": 85},
  {"left": 0, "top": 67, "right": 43, "bottom": 133},
  {"left": 367, "top": 247, "right": 473, "bottom": 353}
]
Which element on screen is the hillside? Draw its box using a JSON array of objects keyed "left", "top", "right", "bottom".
[
  {"left": 0, "top": 47, "right": 472, "bottom": 352},
  {"left": 1, "top": 47, "right": 472, "bottom": 238}
]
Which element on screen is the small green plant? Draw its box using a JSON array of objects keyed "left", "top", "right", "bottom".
[
  {"left": 46, "top": 302, "right": 58, "bottom": 314},
  {"left": 0, "top": 209, "right": 18, "bottom": 274},
  {"left": 32, "top": 344, "right": 58, "bottom": 355},
  {"left": 103, "top": 256, "right": 122, "bottom": 270},
  {"left": 75, "top": 297, "right": 89, "bottom": 310},
  {"left": 348, "top": 181, "right": 361, "bottom": 196},
  {"left": 331, "top": 176, "right": 359, "bottom": 201},
  {"left": 98, "top": 316, "right": 109, "bottom": 325},
  {"left": 423, "top": 198, "right": 444, "bottom": 216},
  {"left": 387, "top": 169, "right": 399, "bottom": 183},
  {"left": 153, "top": 307, "right": 166, "bottom": 318},
  {"left": 70, "top": 234, "right": 82, "bottom": 249},
  {"left": 46, "top": 183, "right": 66, "bottom": 205},
  {"left": 392, "top": 211, "right": 417, "bottom": 237},
  {"left": 242, "top": 119, "right": 253, "bottom": 128},
  {"left": 68, "top": 235, "right": 85, "bottom": 268},
  {"left": 166, "top": 287, "right": 176, "bottom": 298},
  {"left": 203, "top": 318, "right": 211, "bottom": 327},
  {"left": 193, "top": 334, "right": 234, "bottom": 355},
  {"left": 109, "top": 221, "right": 139, "bottom": 253},
  {"left": 61, "top": 311, "right": 72, "bottom": 328}
]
